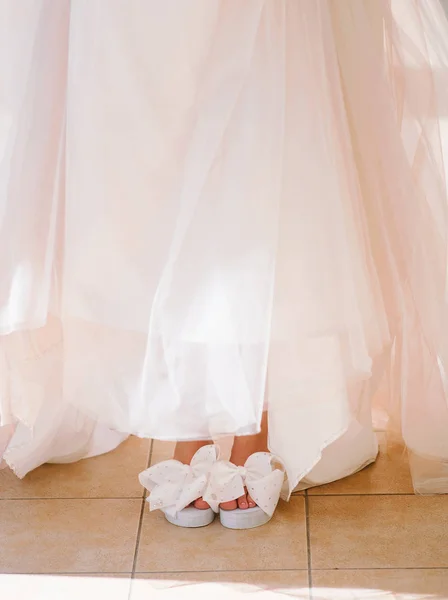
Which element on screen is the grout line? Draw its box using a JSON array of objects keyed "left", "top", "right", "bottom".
[
  {"left": 130, "top": 440, "right": 154, "bottom": 581},
  {"left": 310, "top": 567, "right": 448, "bottom": 571},
  {"left": 147, "top": 439, "right": 154, "bottom": 469},
  {"left": 302, "top": 492, "right": 415, "bottom": 497},
  {"left": 134, "top": 566, "right": 448, "bottom": 575},
  {"left": 0, "top": 492, "right": 421, "bottom": 501},
  {"left": 0, "top": 493, "right": 414, "bottom": 501},
  {"left": 134, "top": 568, "right": 311, "bottom": 575},
  {"left": 143, "top": 439, "right": 153, "bottom": 501},
  {"left": 3, "top": 572, "right": 134, "bottom": 576},
  {"left": 0, "top": 497, "right": 145, "bottom": 501},
  {"left": 305, "top": 491, "right": 313, "bottom": 595},
  {"left": 130, "top": 492, "right": 147, "bottom": 576},
  {"left": 6, "top": 567, "right": 448, "bottom": 576}
]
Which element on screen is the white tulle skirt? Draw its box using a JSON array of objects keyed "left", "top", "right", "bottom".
[{"left": 1, "top": 0, "right": 448, "bottom": 495}]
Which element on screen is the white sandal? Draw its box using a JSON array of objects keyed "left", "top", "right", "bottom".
[
  {"left": 204, "top": 452, "right": 285, "bottom": 530},
  {"left": 138, "top": 444, "right": 218, "bottom": 528}
]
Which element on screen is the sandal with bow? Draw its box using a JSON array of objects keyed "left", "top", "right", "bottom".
[
  {"left": 203, "top": 452, "right": 285, "bottom": 529},
  {"left": 138, "top": 444, "right": 218, "bottom": 528}
]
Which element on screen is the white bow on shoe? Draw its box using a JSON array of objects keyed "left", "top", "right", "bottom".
[
  {"left": 138, "top": 444, "right": 218, "bottom": 519},
  {"left": 204, "top": 452, "right": 285, "bottom": 517}
]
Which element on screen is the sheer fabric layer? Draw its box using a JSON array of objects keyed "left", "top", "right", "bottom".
[{"left": 1, "top": 0, "right": 448, "bottom": 493}]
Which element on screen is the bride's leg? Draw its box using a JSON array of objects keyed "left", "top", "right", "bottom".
[
  {"left": 221, "top": 411, "right": 269, "bottom": 511},
  {"left": 173, "top": 440, "right": 211, "bottom": 464}
]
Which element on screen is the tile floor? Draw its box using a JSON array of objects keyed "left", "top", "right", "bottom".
[{"left": 0, "top": 435, "right": 447, "bottom": 599}]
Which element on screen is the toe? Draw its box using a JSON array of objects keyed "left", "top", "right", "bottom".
[
  {"left": 247, "top": 493, "right": 257, "bottom": 508},
  {"left": 237, "top": 493, "right": 249, "bottom": 510},
  {"left": 193, "top": 497, "right": 210, "bottom": 510},
  {"left": 220, "top": 499, "right": 238, "bottom": 511}
]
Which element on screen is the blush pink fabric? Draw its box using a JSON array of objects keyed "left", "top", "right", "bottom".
[{"left": 1, "top": 0, "right": 448, "bottom": 495}]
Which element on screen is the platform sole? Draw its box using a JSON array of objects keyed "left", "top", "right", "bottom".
[
  {"left": 219, "top": 506, "right": 271, "bottom": 530},
  {"left": 164, "top": 506, "right": 215, "bottom": 528}
]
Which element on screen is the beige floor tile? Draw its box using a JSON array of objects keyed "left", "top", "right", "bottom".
[
  {"left": 307, "top": 435, "right": 413, "bottom": 495},
  {"left": 0, "top": 436, "right": 151, "bottom": 499},
  {"left": 131, "top": 571, "right": 310, "bottom": 599},
  {"left": 312, "top": 569, "right": 448, "bottom": 600},
  {"left": 136, "top": 497, "right": 307, "bottom": 572},
  {"left": 150, "top": 440, "right": 176, "bottom": 465},
  {"left": 0, "top": 499, "right": 141, "bottom": 573},
  {"left": 309, "top": 495, "right": 448, "bottom": 569},
  {"left": 0, "top": 574, "right": 132, "bottom": 600}
]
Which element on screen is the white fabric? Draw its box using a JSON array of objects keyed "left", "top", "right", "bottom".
[
  {"left": 204, "top": 452, "right": 284, "bottom": 517},
  {"left": 139, "top": 445, "right": 218, "bottom": 517},
  {"left": 1, "top": 0, "right": 448, "bottom": 496}
]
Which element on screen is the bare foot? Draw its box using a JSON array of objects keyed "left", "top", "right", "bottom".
[
  {"left": 220, "top": 412, "right": 268, "bottom": 511},
  {"left": 174, "top": 440, "right": 212, "bottom": 510}
]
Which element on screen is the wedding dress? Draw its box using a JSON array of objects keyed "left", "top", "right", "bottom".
[{"left": 1, "top": 0, "right": 448, "bottom": 495}]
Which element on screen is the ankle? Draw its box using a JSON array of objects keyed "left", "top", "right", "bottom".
[
  {"left": 173, "top": 440, "right": 212, "bottom": 464},
  {"left": 230, "top": 439, "right": 269, "bottom": 466},
  {"left": 230, "top": 412, "right": 268, "bottom": 465}
]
